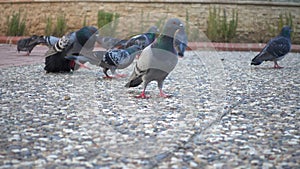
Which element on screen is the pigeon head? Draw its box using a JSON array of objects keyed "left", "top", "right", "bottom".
[
  {"left": 280, "top": 26, "right": 292, "bottom": 38},
  {"left": 76, "top": 26, "right": 99, "bottom": 46},
  {"left": 27, "top": 35, "right": 46, "bottom": 46},
  {"left": 161, "top": 18, "right": 184, "bottom": 38},
  {"left": 147, "top": 26, "right": 159, "bottom": 33}
]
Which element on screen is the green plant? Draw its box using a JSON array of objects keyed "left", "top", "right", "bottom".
[
  {"left": 97, "top": 10, "right": 120, "bottom": 36},
  {"left": 185, "top": 9, "right": 190, "bottom": 39},
  {"left": 53, "top": 14, "right": 67, "bottom": 37},
  {"left": 6, "top": 11, "right": 26, "bottom": 36},
  {"left": 140, "top": 10, "right": 145, "bottom": 33},
  {"left": 207, "top": 7, "right": 219, "bottom": 42},
  {"left": 268, "top": 12, "right": 294, "bottom": 40},
  {"left": 206, "top": 7, "right": 238, "bottom": 42},
  {"left": 155, "top": 15, "right": 168, "bottom": 31},
  {"left": 83, "top": 15, "right": 87, "bottom": 27},
  {"left": 45, "top": 17, "right": 52, "bottom": 36},
  {"left": 44, "top": 14, "right": 67, "bottom": 36}
]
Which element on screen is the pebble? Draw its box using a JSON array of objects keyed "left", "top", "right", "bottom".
[{"left": 64, "top": 95, "right": 71, "bottom": 100}]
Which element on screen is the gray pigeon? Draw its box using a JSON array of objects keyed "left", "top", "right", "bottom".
[
  {"left": 125, "top": 18, "right": 184, "bottom": 98},
  {"left": 100, "top": 45, "right": 142, "bottom": 78},
  {"left": 44, "top": 26, "right": 99, "bottom": 73},
  {"left": 251, "top": 26, "right": 292, "bottom": 68},
  {"left": 17, "top": 35, "right": 46, "bottom": 55},
  {"left": 65, "top": 45, "right": 141, "bottom": 78},
  {"left": 111, "top": 26, "right": 159, "bottom": 50},
  {"left": 41, "top": 35, "right": 60, "bottom": 46},
  {"left": 174, "top": 27, "right": 188, "bottom": 57},
  {"left": 96, "top": 36, "right": 122, "bottom": 49}
]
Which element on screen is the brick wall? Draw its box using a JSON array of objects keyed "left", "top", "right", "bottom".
[{"left": 0, "top": 0, "right": 299, "bottom": 43}]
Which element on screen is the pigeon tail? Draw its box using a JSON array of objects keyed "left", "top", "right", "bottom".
[
  {"left": 44, "top": 53, "right": 72, "bottom": 73},
  {"left": 125, "top": 75, "right": 143, "bottom": 88},
  {"left": 250, "top": 59, "right": 263, "bottom": 65}
]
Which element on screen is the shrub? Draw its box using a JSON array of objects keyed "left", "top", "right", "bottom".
[
  {"left": 83, "top": 15, "right": 87, "bottom": 27},
  {"left": 269, "top": 12, "right": 294, "bottom": 40},
  {"left": 53, "top": 14, "right": 67, "bottom": 37},
  {"left": 6, "top": 11, "right": 26, "bottom": 36},
  {"left": 44, "top": 14, "right": 67, "bottom": 37},
  {"left": 45, "top": 17, "right": 52, "bottom": 36},
  {"left": 206, "top": 7, "right": 238, "bottom": 42},
  {"left": 97, "top": 10, "right": 120, "bottom": 36}
]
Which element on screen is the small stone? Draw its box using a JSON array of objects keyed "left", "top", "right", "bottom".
[
  {"left": 190, "top": 161, "right": 198, "bottom": 167},
  {"left": 64, "top": 95, "right": 71, "bottom": 100},
  {"left": 11, "top": 149, "right": 21, "bottom": 153},
  {"left": 251, "top": 160, "right": 260, "bottom": 165},
  {"left": 256, "top": 133, "right": 265, "bottom": 137},
  {"left": 262, "top": 162, "right": 274, "bottom": 168}
]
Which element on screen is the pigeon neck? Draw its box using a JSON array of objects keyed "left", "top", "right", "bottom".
[
  {"left": 145, "top": 33, "right": 156, "bottom": 39},
  {"left": 156, "top": 35, "right": 174, "bottom": 44},
  {"left": 153, "top": 35, "right": 176, "bottom": 53},
  {"left": 282, "top": 32, "right": 291, "bottom": 39},
  {"left": 280, "top": 30, "right": 291, "bottom": 39}
]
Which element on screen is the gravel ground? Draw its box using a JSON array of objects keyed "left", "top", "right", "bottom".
[{"left": 0, "top": 50, "right": 299, "bottom": 168}]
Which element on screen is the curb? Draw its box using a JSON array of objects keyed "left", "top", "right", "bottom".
[
  {"left": 187, "top": 42, "right": 300, "bottom": 53},
  {"left": 0, "top": 36, "right": 29, "bottom": 45},
  {"left": 1, "top": 36, "right": 300, "bottom": 52}
]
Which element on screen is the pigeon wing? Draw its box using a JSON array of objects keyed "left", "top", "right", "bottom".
[{"left": 266, "top": 37, "right": 291, "bottom": 58}]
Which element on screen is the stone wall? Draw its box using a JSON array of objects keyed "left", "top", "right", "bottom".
[{"left": 0, "top": 0, "right": 299, "bottom": 43}]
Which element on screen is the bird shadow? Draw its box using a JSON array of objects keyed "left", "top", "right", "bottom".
[
  {"left": 251, "top": 66, "right": 284, "bottom": 70},
  {"left": 251, "top": 66, "right": 298, "bottom": 70}
]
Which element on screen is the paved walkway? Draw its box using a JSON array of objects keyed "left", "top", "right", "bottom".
[
  {"left": 0, "top": 44, "right": 46, "bottom": 69},
  {"left": 0, "top": 44, "right": 299, "bottom": 168}
]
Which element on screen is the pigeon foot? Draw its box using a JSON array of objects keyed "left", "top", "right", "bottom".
[
  {"left": 135, "top": 91, "right": 150, "bottom": 99},
  {"left": 103, "top": 76, "right": 113, "bottom": 79},
  {"left": 274, "top": 64, "right": 283, "bottom": 69},
  {"left": 115, "top": 74, "right": 127, "bottom": 78},
  {"left": 78, "top": 62, "right": 91, "bottom": 70},
  {"left": 159, "top": 90, "right": 171, "bottom": 98}
]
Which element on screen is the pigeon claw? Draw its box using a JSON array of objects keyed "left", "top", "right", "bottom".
[
  {"left": 274, "top": 65, "right": 284, "bottom": 69},
  {"left": 159, "top": 90, "right": 171, "bottom": 98},
  {"left": 103, "top": 74, "right": 127, "bottom": 79},
  {"left": 103, "top": 76, "right": 113, "bottom": 79},
  {"left": 79, "top": 64, "right": 91, "bottom": 70},
  {"left": 115, "top": 74, "right": 127, "bottom": 78},
  {"left": 274, "top": 62, "right": 284, "bottom": 69},
  {"left": 135, "top": 91, "right": 150, "bottom": 99}
]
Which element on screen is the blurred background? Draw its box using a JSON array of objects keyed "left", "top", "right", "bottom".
[{"left": 0, "top": 0, "right": 299, "bottom": 44}]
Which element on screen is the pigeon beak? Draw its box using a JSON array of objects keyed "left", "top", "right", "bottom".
[{"left": 179, "top": 23, "right": 183, "bottom": 27}]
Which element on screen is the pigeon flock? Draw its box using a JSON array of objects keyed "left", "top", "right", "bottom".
[{"left": 16, "top": 18, "right": 293, "bottom": 98}]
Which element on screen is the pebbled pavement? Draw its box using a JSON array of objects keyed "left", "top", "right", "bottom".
[{"left": 0, "top": 44, "right": 299, "bottom": 168}]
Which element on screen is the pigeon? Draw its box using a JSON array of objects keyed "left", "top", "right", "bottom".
[
  {"left": 251, "top": 26, "right": 292, "bottom": 68},
  {"left": 125, "top": 18, "right": 184, "bottom": 98},
  {"left": 65, "top": 45, "right": 142, "bottom": 78},
  {"left": 44, "top": 26, "right": 99, "bottom": 73},
  {"left": 17, "top": 35, "right": 46, "bottom": 56},
  {"left": 96, "top": 36, "right": 122, "bottom": 49},
  {"left": 114, "top": 26, "right": 159, "bottom": 49},
  {"left": 100, "top": 45, "right": 141, "bottom": 78},
  {"left": 147, "top": 26, "right": 160, "bottom": 34},
  {"left": 174, "top": 27, "right": 188, "bottom": 57},
  {"left": 41, "top": 35, "right": 60, "bottom": 47}
]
